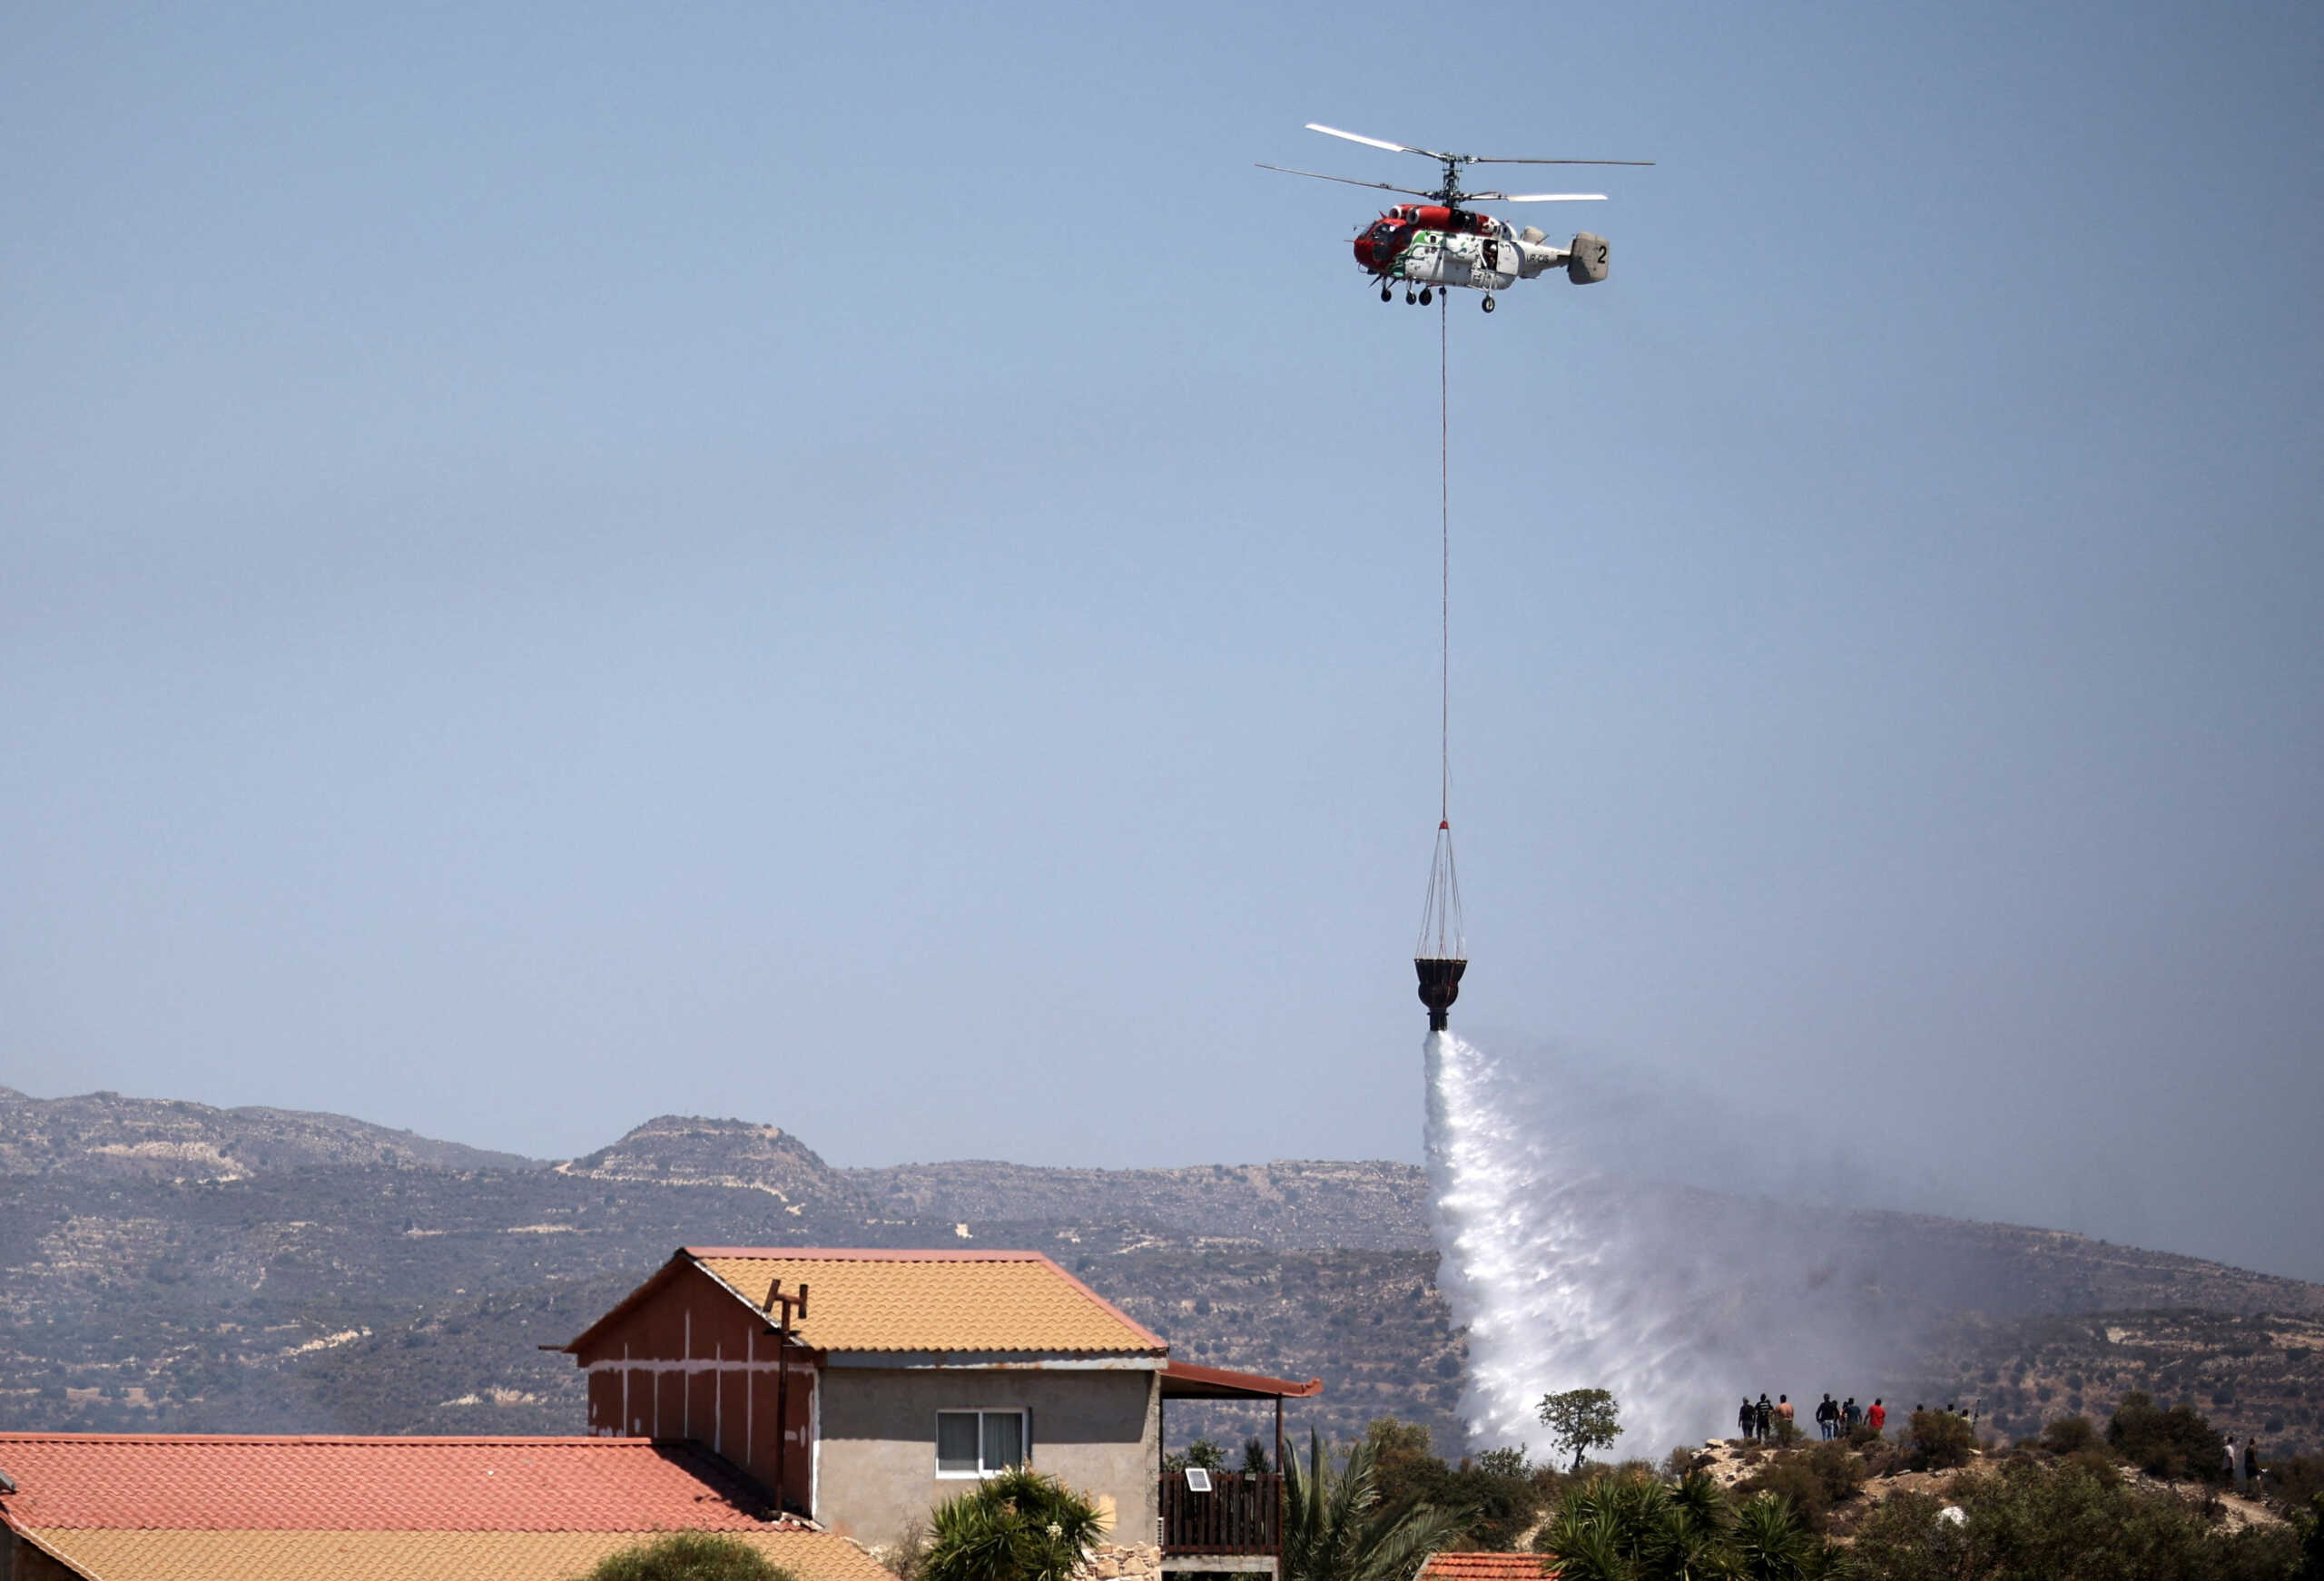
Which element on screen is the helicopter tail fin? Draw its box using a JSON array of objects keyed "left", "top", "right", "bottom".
[{"left": 1565, "top": 231, "right": 1610, "bottom": 285}]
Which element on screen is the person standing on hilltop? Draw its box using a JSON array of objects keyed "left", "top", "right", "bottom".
[
  {"left": 2244, "top": 1438, "right": 2260, "bottom": 1495},
  {"left": 1756, "top": 1394, "right": 1774, "bottom": 1440},
  {"left": 1776, "top": 1394, "right": 1796, "bottom": 1438},
  {"left": 1867, "top": 1399, "right": 1886, "bottom": 1436},
  {"left": 1843, "top": 1397, "right": 1861, "bottom": 1432},
  {"left": 1738, "top": 1398, "right": 1756, "bottom": 1442},
  {"left": 1816, "top": 1394, "right": 1837, "bottom": 1439}
]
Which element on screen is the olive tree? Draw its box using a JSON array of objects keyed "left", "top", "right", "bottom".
[{"left": 1537, "top": 1389, "right": 1622, "bottom": 1473}]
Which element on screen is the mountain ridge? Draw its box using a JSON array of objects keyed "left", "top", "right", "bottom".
[
  {"left": 0, "top": 1085, "right": 538, "bottom": 1178},
  {"left": 4, "top": 1085, "right": 2319, "bottom": 1456}
]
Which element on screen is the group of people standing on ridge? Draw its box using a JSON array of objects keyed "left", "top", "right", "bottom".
[{"left": 1737, "top": 1392, "right": 1889, "bottom": 1440}]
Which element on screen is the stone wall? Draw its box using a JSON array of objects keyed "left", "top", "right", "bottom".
[{"left": 1084, "top": 1541, "right": 1162, "bottom": 1581}]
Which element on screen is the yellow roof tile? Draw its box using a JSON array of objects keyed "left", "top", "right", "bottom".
[
  {"left": 20, "top": 1527, "right": 897, "bottom": 1581},
  {"left": 685, "top": 1249, "right": 1164, "bottom": 1355}
]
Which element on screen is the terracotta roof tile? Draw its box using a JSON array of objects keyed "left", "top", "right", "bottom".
[
  {"left": 16, "top": 1527, "right": 895, "bottom": 1581},
  {"left": 0, "top": 1435, "right": 790, "bottom": 1531},
  {"left": 1418, "top": 1553, "right": 1557, "bottom": 1581},
  {"left": 684, "top": 1249, "right": 1165, "bottom": 1355}
]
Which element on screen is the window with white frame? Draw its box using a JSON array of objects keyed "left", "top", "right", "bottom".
[{"left": 936, "top": 1409, "right": 1027, "bottom": 1476}]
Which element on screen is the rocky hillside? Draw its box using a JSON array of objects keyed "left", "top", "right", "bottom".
[
  {"left": 848, "top": 1156, "right": 1428, "bottom": 1251},
  {"left": 0, "top": 1085, "right": 536, "bottom": 1178},
  {"left": 559, "top": 1115, "right": 858, "bottom": 1209},
  {"left": 2, "top": 1086, "right": 2319, "bottom": 1458},
  {"left": 1900, "top": 1307, "right": 2324, "bottom": 1446}
]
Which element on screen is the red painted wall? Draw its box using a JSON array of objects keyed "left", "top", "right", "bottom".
[{"left": 570, "top": 1263, "right": 815, "bottom": 1510}]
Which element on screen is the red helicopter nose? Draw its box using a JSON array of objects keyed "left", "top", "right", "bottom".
[{"left": 1354, "top": 234, "right": 1377, "bottom": 269}]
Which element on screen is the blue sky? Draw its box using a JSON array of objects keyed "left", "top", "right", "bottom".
[{"left": 5, "top": 2, "right": 2320, "bottom": 1279}]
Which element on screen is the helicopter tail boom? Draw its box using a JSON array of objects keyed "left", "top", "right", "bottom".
[{"left": 1506, "top": 228, "right": 1609, "bottom": 283}]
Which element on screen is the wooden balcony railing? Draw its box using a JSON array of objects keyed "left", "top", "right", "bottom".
[{"left": 1159, "top": 1470, "right": 1283, "bottom": 1555}]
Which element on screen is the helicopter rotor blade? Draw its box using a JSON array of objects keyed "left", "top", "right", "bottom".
[
  {"left": 1305, "top": 123, "right": 1459, "bottom": 163},
  {"left": 1256, "top": 163, "right": 1441, "bottom": 199},
  {"left": 1470, "top": 191, "right": 1608, "bottom": 202},
  {"left": 1469, "top": 156, "right": 1656, "bottom": 166}
]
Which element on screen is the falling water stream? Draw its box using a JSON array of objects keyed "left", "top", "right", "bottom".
[{"left": 1425, "top": 1031, "right": 1905, "bottom": 1459}]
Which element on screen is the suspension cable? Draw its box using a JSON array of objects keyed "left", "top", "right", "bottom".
[{"left": 1439, "top": 290, "right": 1450, "bottom": 827}]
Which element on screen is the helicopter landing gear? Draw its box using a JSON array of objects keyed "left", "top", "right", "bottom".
[
  {"left": 1482, "top": 293, "right": 1496, "bottom": 313},
  {"left": 1381, "top": 284, "right": 1393, "bottom": 302},
  {"left": 1405, "top": 289, "right": 1417, "bottom": 304},
  {"left": 1420, "top": 288, "right": 1433, "bottom": 305}
]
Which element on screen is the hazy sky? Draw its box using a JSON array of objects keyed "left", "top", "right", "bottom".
[{"left": 6, "top": 3, "right": 2320, "bottom": 1280}]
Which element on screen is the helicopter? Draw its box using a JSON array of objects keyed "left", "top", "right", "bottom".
[{"left": 1260, "top": 123, "right": 1650, "bottom": 311}]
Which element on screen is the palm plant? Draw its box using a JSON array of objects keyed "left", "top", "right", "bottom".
[
  {"left": 1283, "top": 1429, "right": 1472, "bottom": 1581},
  {"left": 921, "top": 1467, "right": 1107, "bottom": 1581},
  {"left": 1539, "top": 1476, "right": 1672, "bottom": 1581},
  {"left": 1648, "top": 1473, "right": 1735, "bottom": 1581},
  {"left": 1537, "top": 1468, "right": 1783, "bottom": 1581},
  {"left": 1728, "top": 1493, "right": 1818, "bottom": 1581},
  {"left": 1540, "top": 1505, "right": 1639, "bottom": 1581}
]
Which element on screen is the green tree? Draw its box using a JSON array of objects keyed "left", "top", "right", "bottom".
[
  {"left": 921, "top": 1468, "right": 1107, "bottom": 1581},
  {"left": 578, "top": 1534, "right": 797, "bottom": 1581},
  {"left": 1283, "top": 1429, "right": 1471, "bottom": 1581},
  {"left": 1167, "top": 1438, "right": 1230, "bottom": 1473},
  {"left": 2105, "top": 1390, "right": 2228, "bottom": 1483},
  {"left": 1537, "top": 1389, "right": 1623, "bottom": 1473}
]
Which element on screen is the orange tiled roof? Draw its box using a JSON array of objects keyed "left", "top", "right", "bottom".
[
  {"left": 0, "top": 1434, "right": 791, "bottom": 1530},
  {"left": 682, "top": 1248, "right": 1167, "bottom": 1355},
  {"left": 1419, "top": 1554, "right": 1556, "bottom": 1581},
  {"left": 11, "top": 1527, "right": 894, "bottom": 1581}
]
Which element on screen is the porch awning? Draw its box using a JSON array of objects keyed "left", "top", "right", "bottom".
[{"left": 1158, "top": 1360, "right": 1323, "bottom": 1400}]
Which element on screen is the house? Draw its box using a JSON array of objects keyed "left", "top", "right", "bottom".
[
  {"left": 0, "top": 1245, "right": 1322, "bottom": 1581},
  {"left": 560, "top": 1247, "right": 1322, "bottom": 1575},
  {"left": 0, "top": 1432, "right": 897, "bottom": 1581}
]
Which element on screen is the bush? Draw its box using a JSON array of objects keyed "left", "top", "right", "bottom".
[
  {"left": 1438, "top": 1451, "right": 1546, "bottom": 1549},
  {"left": 2266, "top": 1454, "right": 2324, "bottom": 1516},
  {"left": 1733, "top": 1442, "right": 1864, "bottom": 1534},
  {"left": 2106, "top": 1390, "right": 2228, "bottom": 1484},
  {"left": 1843, "top": 1458, "right": 2301, "bottom": 1580},
  {"left": 579, "top": 1535, "right": 796, "bottom": 1581},
  {"left": 1853, "top": 1433, "right": 1905, "bottom": 1480},
  {"left": 1357, "top": 1417, "right": 1544, "bottom": 1550},
  {"left": 2065, "top": 1448, "right": 2121, "bottom": 1487},
  {"left": 1663, "top": 1445, "right": 1711, "bottom": 1480},
  {"left": 2037, "top": 1415, "right": 2101, "bottom": 1456},
  {"left": 1905, "top": 1410, "right": 1976, "bottom": 1472},
  {"left": 1362, "top": 1418, "right": 1442, "bottom": 1513}
]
